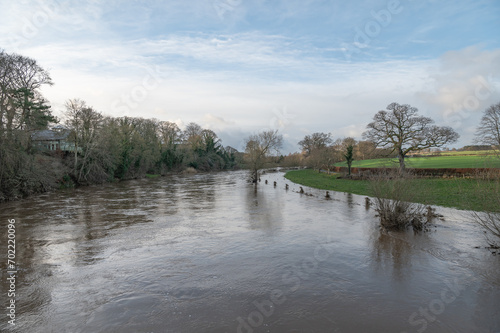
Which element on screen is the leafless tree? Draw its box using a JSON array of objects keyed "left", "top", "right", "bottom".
[
  {"left": 244, "top": 130, "right": 283, "bottom": 183},
  {"left": 65, "top": 99, "right": 107, "bottom": 182},
  {"left": 159, "top": 121, "right": 181, "bottom": 147},
  {"left": 363, "top": 102, "right": 459, "bottom": 174},
  {"left": 298, "top": 132, "right": 332, "bottom": 157},
  {"left": 357, "top": 140, "right": 377, "bottom": 160},
  {"left": 183, "top": 122, "right": 203, "bottom": 150},
  {"left": 475, "top": 102, "right": 500, "bottom": 149}
]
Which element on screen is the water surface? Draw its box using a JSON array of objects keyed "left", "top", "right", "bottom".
[{"left": 0, "top": 170, "right": 499, "bottom": 332}]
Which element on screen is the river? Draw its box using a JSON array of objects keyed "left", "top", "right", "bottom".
[{"left": 0, "top": 170, "right": 499, "bottom": 332}]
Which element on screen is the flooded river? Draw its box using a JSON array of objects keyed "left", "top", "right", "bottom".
[{"left": 1, "top": 170, "right": 499, "bottom": 332}]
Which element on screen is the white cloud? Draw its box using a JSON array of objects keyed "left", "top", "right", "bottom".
[
  {"left": 2, "top": 1, "right": 499, "bottom": 152},
  {"left": 415, "top": 46, "right": 500, "bottom": 146},
  {"left": 29, "top": 35, "right": 434, "bottom": 152}
]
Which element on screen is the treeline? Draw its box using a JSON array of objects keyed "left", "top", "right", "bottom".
[
  {"left": 296, "top": 133, "right": 396, "bottom": 171},
  {"left": 63, "top": 99, "right": 239, "bottom": 184},
  {"left": 0, "top": 50, "right": 239, "bottom": 201}
]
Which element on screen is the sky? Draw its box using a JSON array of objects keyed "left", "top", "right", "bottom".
[{"left": 1, "top": 0, "right": 499, "bottom": 153}]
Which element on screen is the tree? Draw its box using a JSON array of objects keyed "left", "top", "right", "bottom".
[
  {"left": 200, "top": 129, "right": 221, "bottom": 153},
  {"left": 183, "top": 122, "right": 203, "bottom": 150},
  {"left": 0, "top": 51, "right": 55, "bottom": 200},
  {"left": 158, "top": 121, "right": 183, "bottom": 171},
  {"left": 9, "top": 88, "right": 55, "bottom": 133},
  {"left": 159, "top": 121, "right": 181, "bottom": 147},
  {"left": 64, "top": 99, "right": 106, "bottom": 183},
  {"left": 363, "top": 102, "right": 459, "bottom": 174},
  {"left": 357, "top": 140, "right": 377, "bottom": 160},
  {"left": 64, "top": 99, "right": 87, "bottom": 172},
  {"left": 244, "top": 130, "right": 283, "bottom": 183},
  {"left": 344, "top": 144, "right": 354, "bottom": 176},
  {"left": 1, "top": 51, "right": 55, "bottom": 143},
  {"left": 298, "top": 132, "right": 332, "bottom": 157},
  {"left": 475, "top": 102, "right": 500, "bottom": 148}
]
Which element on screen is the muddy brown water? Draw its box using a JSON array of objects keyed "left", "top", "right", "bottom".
[{"left": 0, "top": 170, "right": 499, "bottom": 332}]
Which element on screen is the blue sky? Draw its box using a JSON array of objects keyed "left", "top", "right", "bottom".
[{"left": 1, "top": 0, "right": 499, "bottom": 152}]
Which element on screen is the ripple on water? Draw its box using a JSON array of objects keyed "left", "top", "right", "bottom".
[{"left": 0, "top": 170, "right": 499, "bottom": 332}]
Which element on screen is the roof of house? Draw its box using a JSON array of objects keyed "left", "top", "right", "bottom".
[{"left": 32, "top": 129, "right": 71, "bottom": 141}]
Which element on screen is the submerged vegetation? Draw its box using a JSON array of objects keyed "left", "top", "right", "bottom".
[
  {"left": 285, "top": 169, "right": 500, "bottom": 213},
  {"left": 368, "top": 171, "right": 429, "bottom": 231},
  {"left": 286, "top": 168, "right": 500, "bottom": 244}
]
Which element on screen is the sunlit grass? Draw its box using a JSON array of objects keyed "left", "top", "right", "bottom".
[{"left": 335, "top": 154, "right": 500, "bottom": 169}]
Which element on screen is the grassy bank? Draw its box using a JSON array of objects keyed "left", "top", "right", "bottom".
[{"left": 284, "top": 169, "right": 499, "bottom": 212}]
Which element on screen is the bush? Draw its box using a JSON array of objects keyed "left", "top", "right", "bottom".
[
  {"left": 470, "top": 170, "right": 500, "bottom": 248},
  {"left": 369, "top": 170, "right": 428, "bottom": 231}
]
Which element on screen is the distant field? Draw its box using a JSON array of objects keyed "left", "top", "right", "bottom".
[{"left": 336, "top": 153, "right": 500, "bottom": 169}]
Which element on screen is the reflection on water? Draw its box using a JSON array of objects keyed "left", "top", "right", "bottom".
[
  {"left": 245, "top": 184, "right": 283, "bottom": 231},
  {"left": 0, "top": 170, "right": 499, "bottom": 332},
  {"left": 371, "top": 231, "right": 417, "bottom": 282}
]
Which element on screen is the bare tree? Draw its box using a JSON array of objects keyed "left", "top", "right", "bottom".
[
  {"left": 65, "top": 99, "right": 87, "bottom": 171},
  {"left": 159, "top": 121, "right": 181, "bottom": 147},
  {"left": 183, "top": 122, "right": 203, "bottom": 150},
  {"left": 244, "top": 130, "right": 283, "bottom": 183},
  {"left": 65, "top": 99, "right": 106, "bottom": 182},
  {"left": 475, "top": 102, "right": 500, "bottom": 149},
  {"left": 298, "top": 132, "right": 332, "bottom": 157},
  {"left": 357, "top": 140, "right": 377, "bottom": 160},
  {"left": 363, "top": 102, "right": 459, "bottom": 174}
]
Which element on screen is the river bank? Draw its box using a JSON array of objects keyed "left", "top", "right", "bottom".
[{"left": 284, "top": 169, "right": 499, "bottom": 212}]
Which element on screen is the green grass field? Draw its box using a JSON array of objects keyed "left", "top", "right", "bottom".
[
  {"left": 335, "top": 154, "right": 500, "bottom": 169},
  {"left": 285, "top": 169, "right": 499, "bottom": 212}
]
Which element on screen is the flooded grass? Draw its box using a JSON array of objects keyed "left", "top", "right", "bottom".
[{"left": 285, "top": 169, "right": 500, "bottom": 212}]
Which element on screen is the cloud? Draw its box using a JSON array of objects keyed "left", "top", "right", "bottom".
[
  {"left": 415, "top": 46, "right": 500, "bottom": 146},
  {"left": 2, "top": 1, "right": 498, "bottom": 152},
  {"left": 202, "top": 113, "right": 236, "bottom": 130},
  {"left": 417, "top": 46, "right": 500, "bottom": 119}
]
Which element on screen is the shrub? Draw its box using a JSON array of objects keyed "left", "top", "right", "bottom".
[{"left": 369, "top": 170, "right": 428, "bottom": 231}]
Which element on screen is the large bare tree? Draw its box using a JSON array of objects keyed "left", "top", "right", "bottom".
[
  {"left": 244, "top": 130, "right": 283, "bottom": 183},
  {"left": 475, "top": 102, "right": 500, "bottom": 148},
  {"left": 363, "top": 102, "right": 459, "bottom": 173}
]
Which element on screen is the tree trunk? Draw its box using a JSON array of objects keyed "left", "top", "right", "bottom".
[
  {"left": 252, "top": 169, "right": 259, "bottom": 184},
  {"left": 398, "top": 151, "right": 405, "bottom": 175}
]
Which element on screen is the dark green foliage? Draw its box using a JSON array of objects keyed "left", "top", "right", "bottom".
[{"left": 344, "top": 145, "right": 354, "bottom": 176}]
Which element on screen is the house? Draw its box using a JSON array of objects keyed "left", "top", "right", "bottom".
[{"left": 31, "top": 126, "right": 77, "bottom": 152}]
